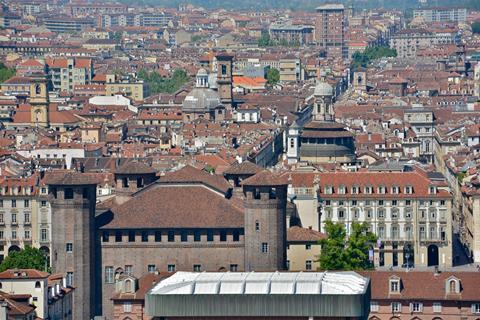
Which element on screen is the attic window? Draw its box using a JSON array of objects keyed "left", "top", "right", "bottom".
[
  {"left": 447, "top": 278, "right": 459, "bottom": 294},
  {"left": 389, "top": 279, "right": 400, "bottom": 293}
]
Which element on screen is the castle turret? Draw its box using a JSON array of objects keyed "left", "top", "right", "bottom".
[
  {"left": 242, "top": 170, "right": 288, "bottom": 271},
  {"left": 45, "top": 172, "right": 100, "bottom": 320}
]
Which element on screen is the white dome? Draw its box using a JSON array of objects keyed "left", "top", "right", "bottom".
[
  {"left": 197, "top": 68, "right": 208, "bottom": 76},
  {"left": 314, "top": 81, "right": 333, "bottom": 96}
]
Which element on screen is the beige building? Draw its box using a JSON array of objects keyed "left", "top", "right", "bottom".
[
  {"left": 46, "top": 58, "right": 93, "bottom": 93},
  {"left": 287, "top": 226, "right": 324, "bottom": 271},
  {"left": 389, "top": 28, "right": 458, "bottom": 58},
  {"left": 0, "top": 174, "right": 51, "bottom": 264},
  {"left": 279, "top": 57, "right": 302, "bottom": 82},
  {"left": 459, "top": 184, "right": 480, "bottom": 263},
  {"left": 286, "top": 168, "right": 453, "bottom": 268},
  {"left": 105, "top": 74, "right": 148, "bottom": 101}
]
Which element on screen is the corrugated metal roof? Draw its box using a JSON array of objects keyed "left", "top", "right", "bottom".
[{"left": 150, "top": 271, "right": 368, "bottom": 296}]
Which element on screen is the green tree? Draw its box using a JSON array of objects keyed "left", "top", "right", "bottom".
[
  {"left": 266, "top": 68, "right": 280, "bottom": 85},
  {"left": 258, "top": 30, "right": 271, "bottom": 47},
  {"left": 318, "top": 221, "right": 376, "bottom": 270},
  {"left": 352, "top": 46, "right": 397, "bottom": 69},
  {"left": 0, "top": 63, "right": 15, "bottom": 83},
  {"left": 112, "top": 31, "right": 123, "bottom": 42},
  {"left": 0, "top": 246, "right": 49, "bottom": 272},
  {"left": 472, "top": 22, "right": 480, "bottom": 34},
  {"left": 318, "top": 221, "right": 348, "bottom": 270},
  {"left": 137, "top": 68, "right": 189, "bottom": 95}
]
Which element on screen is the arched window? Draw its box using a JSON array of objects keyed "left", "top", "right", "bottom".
[
  {"left": 35, "top": 281, "right": 41, "bottom": 288},
  {"left": 449, "top": 279, "right": 456, "bottom": 293},
  {"left": 125, "top": 279, "right": 133, "bottom": 293}
]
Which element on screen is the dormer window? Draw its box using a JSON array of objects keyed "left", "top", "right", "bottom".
[
  {"left": 405, "top": 185, "right": 413, "bottom": 194},
  {"left": 378, "top": 186, "right": 386, "bottom": 194},
  {"left": 325, "top": 185, "right": 333, "bottom": 195},
  {"left": 392, "top": 186, "right": 399, "bottom": 194},
  {"left": 446, "top": 277, "right": 460, "bottom": 294},
  {"left": 365, "top": 186, "right": 372, "bottom": 194},
  {"left": 429, "top": 186, "right": 437, "bottom": 194},
  {"left": 351, "top": 185, "right": 359, "bottom": 194},
  {"left": 338, "top": 185, "right": 346, "bottom": 194},
  {"left": 389, "top": 278, "right": 400, "bottom": 293}
]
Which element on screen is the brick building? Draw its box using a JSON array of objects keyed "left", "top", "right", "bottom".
[{"left": 315, "top": 4, "right": 346, "bottom": 58}]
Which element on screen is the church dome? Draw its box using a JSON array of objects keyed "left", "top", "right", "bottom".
[
  {"left": 314, "top": 81, "right": 333, "bottom": 97},
  {"left": 182, "top": 87, "right": 221, "bottom": 112}
]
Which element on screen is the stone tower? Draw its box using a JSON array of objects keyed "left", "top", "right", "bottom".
[
  {"left": 29, "top": 77, "right": 49, "bottom": 127},
  {"left": 45, "top": 172, "right": 100, "bottom": 320},
  {"left": 353, "top": 69, "right": 367, "bottom": 92},
  {"left": 313, "top": 80, "right": 334, "bottom": 122},
  {"left": 242, "top": 170, "right": 288, "bottom": 271},
  {"left": 216, "top": 53, "right": 233, "bottom": 109}
]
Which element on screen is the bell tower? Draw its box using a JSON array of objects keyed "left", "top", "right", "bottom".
[
  {"left": 216, "top": 53, "right": 233, "bottom": 109},
  {"left": 29, "top": 78, "right": 49, "bottom": 127}
]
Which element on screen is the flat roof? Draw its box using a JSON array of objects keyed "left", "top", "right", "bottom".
[
  {"left": 150, "top": 271, "right": 368, "bottom": 295},
  {"left": 316, "top": 4, "right": 345, "bottom": 11}
]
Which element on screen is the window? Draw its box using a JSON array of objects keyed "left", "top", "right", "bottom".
[
  {"left": 41, "top": 201, "right": 47, "bottom": 207},
  {"left": 230, "top": 264, "right": 238, "bottom": 272},
  {"left": 115, "top": 231, "right": 122, "bottom": 242},
  {"left": 66, "top": 243, "right": 73, "bottom": 253},
  {"left": 64, "top": 188, "right": 73, "bottom": 199},
  {"left": 433, "top": 302, "right": 442, "bottom": 313},
  {"left": 168, "top": 231, "right": 175, "bottom": 242},
  {"left": 378, "top": 200, "right": 384, "bottom": 206},
  {"left": 11, "top": 200, "right": 16, "bottom": 208},
  {"left": 233, "top": 230, "right": 240, "bottom": 242},
  {"left": 141, "top": 231, "right": 148, "bottom": 242},
  {"left": 128, "top": 231, "right": 135, "bottom": 242},
  {"left": 193, "top": 264, "right": 201, "bottom": 272},
  {"left": 472, "top": 303, "right": 480, "bottom": 314},
  {"left": 24, "top": 213, "right": 30, "bottom": 223},
  {"left": 123, "top": 302, "right": 132, "bottom": 313},
  {"left": 194, "top": 231, "right": 201, "bottom": 242},
  {"left": 220, "top": 230, "right": 227, "bottom": 242},
  {"left": 105, "top": 267, "right": 114, "bottom": 283},
  {"left": 390, "top": 279, "right": 400, "bottom": 292},
  {"left": 0, "top": 214, "right": 3, "bottom": 223},
  {"left": 378, "top": 209, "right": 385, "bottom": 219},
  {"left": 370, "top": 301, "right": 379, "bottom": 312},
  {"left": 207, "top": 230, "right": 213, "bottom": 242},
  {"left": 147, "top": 264, "right": 156, "bottom": 273},
  {"left": 255, "top": 220, "right": 260, "bottom": 231},
  {"left": 167, "top": 264, "right": 175, "bottom": 272},
  {"left": 306, "top": 244, "right": 311, "bottom": 250},
  {"left": 0, "top": 200, "right": 3, "bottom": 208},
  {"left": 305, "top": 260, "right": 312, "bottom": 270},
  {"left": 11, "top": 213, "right": 16, "bottom": 223},
  {"left": 40, "top": 229, "right": 47, "bottom": 242},
  {"left": 410, "top": 302, "right": 423, "bottom": 312},
  {"left": 449, "top": 279, "right": 457, "bottom": 293},
  {"left": 261, "top": 242, "right": 269, "bottom": 253},
  {"left": 102, "top": 231, "right": 109, "bottom": 242},
  {"left": 406, "top": 200, "right": 411, "bottom": 206},
  {"left": 420, "top": 226, "right": 426, "bottom": 239},
  {"left": 11, "top": 230, "right": 16, "bottom": 239},
  {"left": 155, "top": 231, "right": 161, "bottom": 242},
  {"left": 24, "top": 200, "right": 29, "bottom": 207},
  {"left": 392, "top": 200, "right": 397, "bottom": 206},
  {"left": 66, "top": 272, "right": 73, "bottom": 286},
  {"left": 391, "top": 302, "right": 402, "bottom": 313},
  {"left": 24, "top": 230, "right": 30, "bottom": 239},
  {"left": 338, "top": 209, "right": 345, "bottom": 219},
  {"left": 125, "top": 265, "right": 133, "bottom": 276},
  {"left": 181, "top": 231, "right": 188, "bottom": 242}
]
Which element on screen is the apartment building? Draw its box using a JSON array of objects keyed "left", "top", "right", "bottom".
[
  {"left": 413, "top": 7, "right": 467, "bottom": 23},
  {"left": 279, "top": 57, "right": 302, "bottom": 82},
  {"left": 315, "top": 4, "right": 346, "bottom": 58},
  {"left": 404, "top": 107, "right": 435, "bottom": 163},
  {"left": 390, "top": 28, "right": 459, "bottom": 58},
  {"left": 46, "top": 58, "right": 93, "bottom": 93},
  {"left": 286, "top": 168, "right": 453, "bottom": 269},
  {"left": 459, "top": 181, "right": 480, "bottom": 263},
  {"left": 105, "top": 74, "right": 148, "bottom": 101},
  {"left": 0, "top": 174, "right": 51, "bottom": 264},
  {"left": 100, "top": 12, "right": 173, "bottom": 28}
]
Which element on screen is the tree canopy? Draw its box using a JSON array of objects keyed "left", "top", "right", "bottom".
[
  {"left": 0, "top": 246, "right": 49, "bottom": 272},
  {"left": 266, "top": 68, "right": 280, "bottom": 85},
  {"left": 137, "top": 68, "right": 189, "bottom": 95},
  {"left": 0, "top": 63, "right": 15, "bottom": 83},
  {"left": 351, "top": 46, "right": 397, "bottom": 69},
  {"left": 318, "top": 221, "right": 376, "bottom": 271}
]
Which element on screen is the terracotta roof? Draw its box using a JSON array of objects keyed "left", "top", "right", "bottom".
[
  {"left": 0, "top": 269, "right": 49, "bottom": 279},
  {"left": 287, "top": 226, "right": 326, "bottom": 242},
  {"left": 159, "top": 165, "right": 232, "bottom": 194},
  {"left": 44, "top": 171, "right": 102, "bottom": 186},
  {"left": 114, "top": 160, "right": 157, "bottom": 175},
  {"left": 359, "top": 271, "right": 480, "bottom": 301},
  {"left": 241, "top": 170, "right": 288, "bottom": 186},
  {"left": 103, "top": 185, "right": 244, "bottom": 229},
  {"left": 112, "top": 272, "right": 171, "bottom": 301},
  {"left": 224, "top": 161, "right": 262, "bottom": 176}
]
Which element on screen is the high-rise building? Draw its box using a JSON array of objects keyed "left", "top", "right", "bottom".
[{"left": 315, "top": 4, "right": 346, "bottom": 58}]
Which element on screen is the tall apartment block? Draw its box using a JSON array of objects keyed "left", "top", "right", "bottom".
[{"left": 315, "top": 4, "right": 346, "bottom": 58}]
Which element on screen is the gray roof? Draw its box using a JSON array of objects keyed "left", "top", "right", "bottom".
[
  {"left": 182, "top": 87, "right": 221, "bottom": 112},
  {"left": 314, "top": 81, "right": 333, "bottom": 97}
]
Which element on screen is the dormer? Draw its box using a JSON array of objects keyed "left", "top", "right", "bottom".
[
  {"left": 378, "top": 185, "right": 386, "bottom": 194},
  {"left": 115, "top": 275, "right": 138, "bottom": 294},
  {"left": 391, "top": 185, "right": 400, "bottom": 194},
  {"left": 429, "top": 185, "right": 437, "bottom": 195},
  {"left": 404, "top": 185, "right": 413, "bottom": 194},
  {"left": 324, "top": 185, "right": 333, "bottom": 195},
  {"left": 351, "top": 185, "right": 359, "bottom": 194},
  {"left": 445, "top": 276, "right": 461, "bottom": 294},
  {"left": 389, "top": 275, "right": 401, "bottom": 294},
  {"left": 338, "top": 185, "right": 346, "bottom": 195}
]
